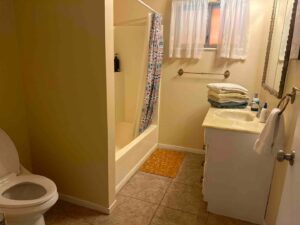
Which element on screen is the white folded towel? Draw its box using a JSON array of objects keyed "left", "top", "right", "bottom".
[
  {"left": 208, "top": 90, "right": 249, "bottom": 100},
  {"left": 207, "top": 83, "right": 248, "bottom": 94},
  {"left": 254, "top": 108, "right": 285, "bottom": 155}
]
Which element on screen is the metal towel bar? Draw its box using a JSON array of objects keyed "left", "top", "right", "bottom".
[
  {"left": 177, "top": 68, "right": 230, "bottom": 79},
  {"left": 277, "top": 86, "right": 300, "bottom": 115}
]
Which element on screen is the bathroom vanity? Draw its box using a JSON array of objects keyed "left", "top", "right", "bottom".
[{"left": 202, "top": 107, "right": 274, "bottom": 225}]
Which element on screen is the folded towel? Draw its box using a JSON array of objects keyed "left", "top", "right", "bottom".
[
  {"left": 208, "top": 95, "right": 248, "bottom": 104},
  {"left": 208, "top": 90, "right": 249, "bottom": 100},
  {"left": 207, "top": 83, "right": 248, "bottom": 94},
  {"left": 208, "top": 99, "right": 248, "bottom": 109},
  {"left": 254, "top": 108, "right": 285, "bottom": 155}
]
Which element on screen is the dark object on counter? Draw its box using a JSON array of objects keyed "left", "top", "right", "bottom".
[{"left": 114, "top": 54, "right": 120, "bottom": 72}]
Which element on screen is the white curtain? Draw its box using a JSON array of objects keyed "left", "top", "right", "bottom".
[
  {"left": 169, "top": 0, "right": 208, "bottom": 59},
  {"left": 218, "top": 0, "right": 250, "bottom": 60}
]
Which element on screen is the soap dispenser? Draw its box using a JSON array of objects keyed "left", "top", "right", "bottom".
[
  {"left": 259, "top": 103, "right": 269, "bottom": 123},
  {"left": 251, "top": 93, "right": 260, "bottom": 112}
]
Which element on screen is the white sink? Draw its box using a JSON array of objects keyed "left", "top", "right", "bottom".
[
  {"left": 214, "top": 109, "right": 255, "bottom": 122},
  {"left": 203, "top": 108, "right": 265, "bottom": 135}
]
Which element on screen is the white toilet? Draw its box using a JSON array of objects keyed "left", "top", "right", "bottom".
[{"left": 0, "top": 129, "right": 58, "bottom": 225}]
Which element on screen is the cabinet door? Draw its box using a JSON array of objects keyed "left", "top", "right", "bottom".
[{"left": 204, "top": 127, "right": 274, "bottom": 224}]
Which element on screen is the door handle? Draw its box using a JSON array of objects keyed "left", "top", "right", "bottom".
[{"left": 277, "top": 150, "right": 296, "bottom": 166}]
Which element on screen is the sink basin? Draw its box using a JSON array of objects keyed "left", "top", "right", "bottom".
[
  {"left": 214, "top": 110, "right": 255, "bottom": 122},
  {"left": 203, "top": 108, "right": 264, "bottom": 134}
]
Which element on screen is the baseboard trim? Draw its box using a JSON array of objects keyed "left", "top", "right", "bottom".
[
  {"left": 59, "top": 193, "right": 116, "bottom": 215},
  {"left": 115, "top": 143, "right": 158, "bottom": 193},
  {"left": 158, "top": 143, "right": 205, "bottom": 154}
]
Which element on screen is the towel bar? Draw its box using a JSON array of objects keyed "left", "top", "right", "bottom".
[
  {"left": 178, "top": 68, "right": 230, "bottom": 79},
  {"left": 278, "top": 86, "right": 300, "bottom": 115}
]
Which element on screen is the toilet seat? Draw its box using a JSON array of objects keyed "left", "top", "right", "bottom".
[{"left": 0, "top": 174, "right": 57, "bottom": 209}]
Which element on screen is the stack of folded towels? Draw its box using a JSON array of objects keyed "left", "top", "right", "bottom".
[{"left": 207, "top": 83, "right": 249, "bottom": 108}]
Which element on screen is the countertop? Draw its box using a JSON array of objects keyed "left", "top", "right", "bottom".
[{"left": 202, "top": 107, "right": 265, "bottom": 134}]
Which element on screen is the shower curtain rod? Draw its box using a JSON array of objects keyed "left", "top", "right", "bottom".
[{"left": 137, "top": 0, "right": 160, "bottom": 15}]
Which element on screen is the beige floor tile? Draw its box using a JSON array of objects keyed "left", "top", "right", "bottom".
[
  {"left": 45, "top": 200, "right": 101, "bottom": 225},
  {"left": 161, "top": 182, "right": 206, "bottom": 215},
  {"left": 183, "top": 153, "right": 205, "bottom": 165},
  {"left": 207, "top": 213, "right": 257, "bottom": 225},
  {"left": 45, "top": 196, "right": 158, "bottom": 225},
  {"left": 174, "top": 161, "right": 203, "bottom": 187},
  {"left": 119, "top": 171, "right": 172, "bottom": 204},
  {"left": 174, "top": 153, "right": 204, "bottom": 187},
  {"left": 93, "top": 195, "right": 158, "bottom": 225},
  {"left": 150, "top": 206, "right": 201, "bottom": 225}
]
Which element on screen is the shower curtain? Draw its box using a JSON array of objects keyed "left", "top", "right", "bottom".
[{"left": 139, "top": 13, "right": 164, "bottom": 134}]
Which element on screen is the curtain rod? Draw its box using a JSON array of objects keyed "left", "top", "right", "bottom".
[{"left": 137, "top": 0, "right": 160, "bottom": 15}]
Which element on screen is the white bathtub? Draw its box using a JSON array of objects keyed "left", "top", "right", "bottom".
[{"left": 115, "top": 124, "right": 158, "bottom": 193}]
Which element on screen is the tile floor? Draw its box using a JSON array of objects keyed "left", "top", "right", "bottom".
[{"left": 45, "top": 153, "right": 256, "bottom": 225}]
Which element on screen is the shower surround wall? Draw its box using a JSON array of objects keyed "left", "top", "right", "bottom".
[
  {"left": 114, "top": 25, "right": 149, "bottom": 149},
  {"left": 114, "top": 14, "right": 160, "bottom": 192}
]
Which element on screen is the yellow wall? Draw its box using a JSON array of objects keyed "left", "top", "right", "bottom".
[
  {"left": 0, "top": 0, "right": 31, "bottom": 169},
  {"left": 13, "top": 0, "right": 115, "bottom": 207},
  {"left": 115, "top": 0, "right": 273, "bottom": 149},
  {"left": 259, "top": 61, "right": 300, "bottom": 225}
]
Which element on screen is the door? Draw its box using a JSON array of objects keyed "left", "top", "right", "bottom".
[{"left": 276, "top": 111, "right": 300, "bottom": 225}]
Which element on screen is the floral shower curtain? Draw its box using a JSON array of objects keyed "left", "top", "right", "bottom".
[{"left": 139, "top": 13, "right": 164, "bottom": 134}]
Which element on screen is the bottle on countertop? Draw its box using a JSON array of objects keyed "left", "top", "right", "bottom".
[
  {"left": 114, "top": 54, "right": 120, "bottom": 72},
  {"left": 259, "top": 103, "right": 269, "bottom": 123},
  {"left": 251, "top": 93, "right": 260, "bottom": 112}
]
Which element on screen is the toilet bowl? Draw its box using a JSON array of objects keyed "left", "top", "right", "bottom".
[{"left": 0, "top": 129, "right": 58, "bottom": 225}]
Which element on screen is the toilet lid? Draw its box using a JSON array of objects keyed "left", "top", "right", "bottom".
[{"left": 0, "top": 129, "right": 20, "bottom": 178}]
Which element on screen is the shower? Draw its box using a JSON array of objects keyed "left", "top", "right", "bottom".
[{"left": 114, "top": 3, "right": 163, "bottom": 192}]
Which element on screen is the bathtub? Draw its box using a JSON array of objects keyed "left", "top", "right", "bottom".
[{"left": 115, "top": 124, "right": 158, "bottom": 192}]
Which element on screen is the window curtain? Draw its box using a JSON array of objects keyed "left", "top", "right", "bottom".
[
  {"left": 169, "top": 0, "right": 208, "bottom": 59},
  {"left": 139, "top": 13, "right": 164, "bottom": 134},
  {"left": 218, "top": 0, "right": 249, "bottom": 60}
]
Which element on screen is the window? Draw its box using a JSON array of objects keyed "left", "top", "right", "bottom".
[{"left": 205, "top": 0, "right": 221, "bottom": 48}]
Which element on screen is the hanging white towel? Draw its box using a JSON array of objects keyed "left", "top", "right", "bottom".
[{"left": 254, "top": 108, "right": 285, "bottom": 155}]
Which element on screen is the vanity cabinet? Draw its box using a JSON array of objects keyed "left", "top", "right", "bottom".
[{"left": 202, "top": 108, "right": 275, "bottom": 225}]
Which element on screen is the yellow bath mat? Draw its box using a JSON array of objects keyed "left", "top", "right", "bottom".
[{"left": 140, "top": 149, "right": 186, "bottom": 178}]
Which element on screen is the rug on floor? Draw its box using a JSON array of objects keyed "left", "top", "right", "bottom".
[{"left": 140, "top": 149, "right": 186, "bottom": 178}]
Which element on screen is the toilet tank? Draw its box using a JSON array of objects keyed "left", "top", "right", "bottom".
[{"left": 0, "top": 129, "right": 20, "bottom": 178}]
